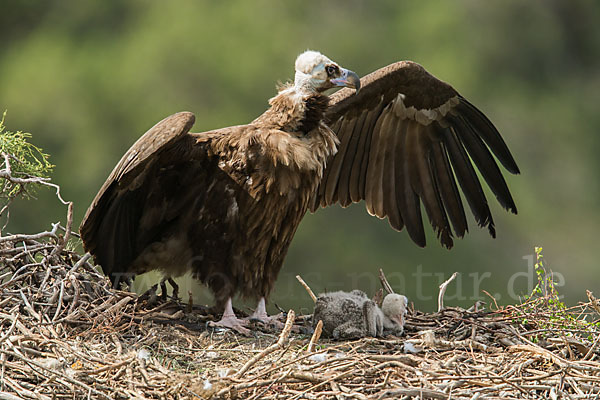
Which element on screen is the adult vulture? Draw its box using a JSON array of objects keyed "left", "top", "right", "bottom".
[{"left": 80, "top": 51, "right": 519, "bottom": 333}]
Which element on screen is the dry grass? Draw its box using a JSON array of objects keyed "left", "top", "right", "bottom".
[{"left": 1, "top": 230, "right": 600, "bottom": 400}]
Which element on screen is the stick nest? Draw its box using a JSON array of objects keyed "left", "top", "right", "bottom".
[{"left": 1, "top": 233, "right": 599, "bottom": 400}]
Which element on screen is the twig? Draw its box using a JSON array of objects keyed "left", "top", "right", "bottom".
[
  {"left": 288, "top": 370, "right": 324, "bottom": 383},
  {"left": 482, "top": 290, "right": 500, "bottom": 311},
  {"left": 583, "top": 330, "right": 600, "bottom": 361},
  {"left": 50, "top": 201, "right": 73, "bottom": 258},
  {"left": 378, "top": 268, "right": 394, "bottom": 295},
  {"left": 587, "top": 290, "right": 600, "bottom": 314},
  {"left": 296, "top": 275, "right": 317, "bottom": 303},
  {"left": 52, "top": 281, "right": 65, "bottom": 321},
  {"left": 0, "top": 156, "right": 69, "bottom": 207},
  {"left": 0, "top": 225, "right": 59, "bottom": 244},
  {"left": 236, "top": 310, "right": 295, "bottom": 378},
  {"left": 376, "top": 387, "right": 450, "bottom": 399},
  {"left": 0, "top": 391, "right": 26, "bottom": 400},
  {"left": 67, "top": 273, "right": 81, "bottom": 317},
  {"left": 84, "top": 357, "right": 136, "bottom": 376},
  {"left": 0, "top": 317, "right": 18, "bottom": 345},
  {"left": 104, "top": 296, "right": 133, "bottom": 315},
  {"left": 438, "top": 272, "right": 458, "bottom": 312},
  {"left": 307, "top": 320, "right": 322, "bottom": 353},
  {"left": 0, "top": 349, "right": 112, "bottom": 400},
  {"left": 289, "top": 369, "right": 355, "bottom": 400},
  {"left": 329, "top": 380, "right": 344, "bottom": 400},
  {"left": 2, "top": 375, "right": 51, "bottom": 400}
]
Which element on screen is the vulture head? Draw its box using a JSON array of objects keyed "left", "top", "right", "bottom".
[
  {"left": 381, "top": 293, "right": 408, "bottom": 332},
  {"left": 294, "top": 50, "right": 360, "bottom": 94}
]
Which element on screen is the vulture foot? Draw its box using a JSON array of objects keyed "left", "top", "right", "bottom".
[
  {"left": 209, "top": 315, "right": 250, "bottom": 336},
  {"left": 208, "top": 297, "right": 251, "bottom": 335},
  {"left": 247, "top": 297, "right": 285, "bottom": 329}
]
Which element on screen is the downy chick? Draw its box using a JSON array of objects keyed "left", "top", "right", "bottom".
[{"left": 313, "top": 290, "right": 408, "bottom": 339}]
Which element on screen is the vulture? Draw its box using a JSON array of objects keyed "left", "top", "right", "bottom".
[{"left": 80, "top": 50, "right": 519, "bottom": 333}]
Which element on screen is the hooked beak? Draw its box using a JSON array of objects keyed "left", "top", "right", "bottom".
[
  {"left": 330, "top": 68, "right": 361, "bottom": 93},
  {"left": 391, "top": 314, "right": 404, "bottom": 327}
]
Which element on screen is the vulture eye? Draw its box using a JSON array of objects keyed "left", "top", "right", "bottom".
[{"left": 326, "top": 65, "right": 337, "bottom": 76}]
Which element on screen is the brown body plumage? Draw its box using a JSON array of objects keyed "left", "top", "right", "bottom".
[
  {"left": 80, "top": 51, "right": 519, "bottom": 331},
  {"left": 81, "top": 87, "right": 337, "bottom": 309}
]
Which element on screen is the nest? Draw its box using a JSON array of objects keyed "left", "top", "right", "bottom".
[{"left": 1, "top": 227, "right": 600, "bottom": 400}]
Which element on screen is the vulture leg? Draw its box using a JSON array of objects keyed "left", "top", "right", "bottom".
[
  {"left": 159, "top": 277, "right": 179, "bottom": 301},
  {"left": 209, "top": 297, "right": 250, "bottom": 335},
  {"left": 247, "top": 297, "right": 284, "bottom": 329},
  {"left": 169, "top": 278, "right": 179, "bottom": 299}
]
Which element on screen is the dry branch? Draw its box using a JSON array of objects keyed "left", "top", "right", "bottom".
[
  {"left": 378, "top": 268, "right": 394, "bottom": 294},
  {"left": 438, "top": 271, "right": 458, "bottom": 311},
  {"left": 296, "top": 275, "right": 317, "bottom": 303},
  {"left": 307, "top": 319, "right": 322, "bottom": 353},
  {"left": 236, "top": 310, "right": 295, "bottom": 378}
]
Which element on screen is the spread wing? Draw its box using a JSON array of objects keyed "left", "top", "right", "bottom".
[
  {"left": 79, "top": 112, "right": 214, "bottom": 283},
  {"left": 311, "top": 61, "right": 520, "bottom": 248}
]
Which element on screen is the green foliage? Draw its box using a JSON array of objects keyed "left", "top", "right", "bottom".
[
  {"left": 0, "top": 111, "right": 53, "bottom": 199},
  {"left": 514, "top": 247, "right": 600, "bottom": 342},
  {"left": 528, "top": 246, "right": 561, "bottom": 301}
]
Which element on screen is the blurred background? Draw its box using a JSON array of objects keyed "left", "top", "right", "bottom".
[{"left": 1, "top": 0, "right": 599, "bottom": 314}]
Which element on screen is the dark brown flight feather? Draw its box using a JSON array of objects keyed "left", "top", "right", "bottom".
[{"left": 311, "top": 60, "right": 519, "bottom": 248}]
